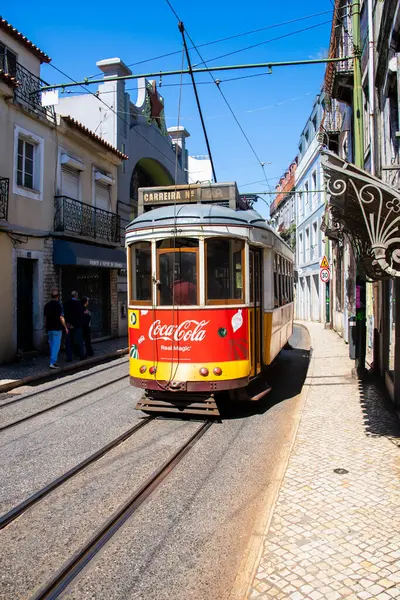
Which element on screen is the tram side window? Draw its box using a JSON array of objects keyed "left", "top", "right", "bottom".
[
  {"left": 206, "top": 238, "right": 244, "bottom": 303},
  {"left": 157, "top": 238, "right": 199, "bottom": 306},
  {"left": 130, "top": 242, "right": 152, "bottom": 303}
]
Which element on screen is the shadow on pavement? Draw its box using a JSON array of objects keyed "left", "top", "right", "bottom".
[{"left": 358, "top": 371, "right": 400, "bottom": 440}]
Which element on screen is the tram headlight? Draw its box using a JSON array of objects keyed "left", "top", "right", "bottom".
[
  {"left": 213, "top": 367, "right": 222, "bottom": 376},
  {"left": 199, "top": 367, "right": 209, "bottom": 377},
  {"left": 149, "top": 366, "right": 157, "bottom": 375},
  {"left": 139, "top": 365, "right": 147, "bottom": 374}
]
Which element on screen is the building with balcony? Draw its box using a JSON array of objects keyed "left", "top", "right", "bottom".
[
  {"left": 269, "top": 159, "right": 297, "bottom": 248},
  {"left": 295, "top": 91, "right": 327, "bottom": 322},
  {"left": 323, "top": 0, "right": 400, "bottom": 407},
  {"left": 0, "top": 17, "right": 126, "bottom": 362},
  {"left": 56, "top": 57, "right": 190, "bottom": 335}
]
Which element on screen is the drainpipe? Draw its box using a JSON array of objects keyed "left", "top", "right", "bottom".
[
  {"left": 352, "top": 0, "right": 367, "bottom": 375},
  {"left": 352, "top": 0, "right": 365, "bottom": 168},
  {"left": 367, "top": 0, "right": 376, "bottom": 175}
]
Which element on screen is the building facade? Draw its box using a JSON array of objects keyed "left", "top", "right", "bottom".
[
  {"left": 56, "top": 58, "right": 189, "bottom": 335},
  {"left": 269, "top": 159, "right": 297, "bottom": 248},
  {"left": 323, "top": 0, "right": 400, "bottom": 406},
  {"left": 295, "top": 92, "right": 327, "bottom": 322},
  {"left": 0, "top": 18, "right": 125, "bottom": 363}
]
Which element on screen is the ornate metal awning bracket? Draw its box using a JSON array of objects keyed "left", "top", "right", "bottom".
[{"left": 325, "top": 169, "right": 400, "bottom": 279}]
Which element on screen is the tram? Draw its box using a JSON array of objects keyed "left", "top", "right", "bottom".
[{"left": 126, "top": 182, "right": 294, "bottom": 415}]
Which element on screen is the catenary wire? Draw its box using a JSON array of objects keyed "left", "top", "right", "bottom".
[
  {"left": 163, "top": 1, "right": 273, "bottom": 190},
  {"left": 192, "top": 20, "right": 332, "bottom": 66},
  {"left": 84, "top": 9, "right": 333, "bottom": 79}
]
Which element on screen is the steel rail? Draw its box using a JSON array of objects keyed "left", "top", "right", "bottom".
[
  {"left": 31, "top": 420, "right": 213, "bottom": 600},
  {"left": 0, "top": 374, "right": 128, "bottom": 433},
  {"left": 0, "top": 358, "right": 129, "bottom": 410},
  {"left": 0, "top": 417, "right": 154, "bottom": 529}
]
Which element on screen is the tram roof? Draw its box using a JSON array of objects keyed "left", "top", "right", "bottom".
[{"left": 126, "top": 204, "right": 272, "bottom": 231}]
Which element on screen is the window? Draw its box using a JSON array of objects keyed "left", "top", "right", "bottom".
[
  {"left": 61, "top": 165, "right": 80, "bottom": 200},
  {"left": 206, "top": 238, "right": 244, "bottom": 303},
  {"left": 0, "top": 43, "right": 17, "bottom": 77},
  {"left": 14, "top": 126, "right": 44, "bottom": 200},
  {"left": 305, "top": 227, "right": 310, "bottom": 261},
  {"left": 304, "top": 181, "right": 309, "bottom": 214},
  {"left": 312, "top": 221, "right": 318, "bottom": 259},
  {"left": 312, "top": 114, "right": 317, "bottom": 134},
  {"left": 17, "top": 138, "right": 35, "bottom": 189},
  {"left": 129, "top": 242, "right": 152, "bottom": 304},
  {"left": 299, "top": 232, "right": 304, "bottom": 265},
  {"left": 157, "top": 238, "right": 199, "bottom": 306},
  {"left": 312, "top": 171, "right": 317, "bottom": 209},
  {"left": 95, "top": 181, "right": 111, "bottom": 211}
]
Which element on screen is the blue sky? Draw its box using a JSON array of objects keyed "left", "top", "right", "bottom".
[{"left": 6, "top": 1, "right": 332, "bottom": 217}]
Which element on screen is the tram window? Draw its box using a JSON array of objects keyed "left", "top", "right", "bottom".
[
  {"left": 157, "top": 240, "right": 198, "bottom": 306},
  {"left": 129, "top": 242, "right": 152, "bottom": 304},
  {"left": 273, "top": 255, "right": 279, "bottom": 307},
  {"left": 206, "top": 238, "right": 244, "bottom": 303}
]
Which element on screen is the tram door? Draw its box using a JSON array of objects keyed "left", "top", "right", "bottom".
[{"left": 249, "top": 248, "right": 263, "bottom": 376}]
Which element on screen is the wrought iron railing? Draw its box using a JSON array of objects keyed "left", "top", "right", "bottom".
[
  {"left": 0, "top": 177, "right": 9, "bottom": 221},
  {"left": 54, "top": 196, "right": 121, "bottom": 243},
  {"left": 2, "top": 60, "right": 56, "bottom": 122}
]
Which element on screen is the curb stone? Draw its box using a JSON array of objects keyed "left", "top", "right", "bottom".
[{"left": 0, "top": 348, "right": 129, "bottom": 394}]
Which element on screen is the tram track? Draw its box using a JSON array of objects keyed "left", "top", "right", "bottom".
[
  {"left": 0, "top": 373, "right": 128, "bottom": 433},
  {"left": 0, "top": 358, "right": 129, "bottom": 409},
  {"left": 0, "top": 416, "right": 154, "bottom": 529},
  {"left": 30, "top": 420, "right": 212, "bottom": 600}
]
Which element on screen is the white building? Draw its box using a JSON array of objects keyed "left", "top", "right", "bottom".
[{"left": 295, "top": 91, "right": 327, "bottom": 322}]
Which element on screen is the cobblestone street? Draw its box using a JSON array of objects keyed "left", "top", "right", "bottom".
[{"left": 248, "top": 322, "right": 400, "bottom": 600}]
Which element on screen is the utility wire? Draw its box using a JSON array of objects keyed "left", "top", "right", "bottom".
[
  {"left": 193, "top": 20, "right": 332, "bottom": 66},
  {"left": 85, "top": 9, "right": 332, "bottom": 79},
  {"left": 178, "top": 22, "right": 217, "bottom": 182}
]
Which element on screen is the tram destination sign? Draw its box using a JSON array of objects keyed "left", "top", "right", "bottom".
[
  {"left": 143, "top": 186, "right": 201, "bottom": 204},
  {"left": 138, "top": 182, "right": 239, "bottom": 214}
]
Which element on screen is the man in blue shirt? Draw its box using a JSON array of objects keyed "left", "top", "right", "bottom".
[
  {"left": 44, "top": 290, "right": 68, "bottom": 369},
  {"left": 63, "top": 290, "right": 86, "bottom": 361}
]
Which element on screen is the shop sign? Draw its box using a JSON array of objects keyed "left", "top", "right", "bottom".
[{"left": 128, "top": 308, "right": 248, "bottom": 362}]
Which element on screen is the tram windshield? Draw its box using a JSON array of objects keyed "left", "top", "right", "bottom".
[
  {"left": 157, "top": 238, "right": 199, "bottom": 306},
  {"left": 206, "top": 238, "right": 244, "bottom": 303}
]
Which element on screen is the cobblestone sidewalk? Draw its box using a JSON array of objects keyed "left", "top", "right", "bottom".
[
  {"left": 0, "top": 336, "right": 128, "bottom": 388},
  {"left": 248, "top": 321, "right": 400, "bottom": 600}
]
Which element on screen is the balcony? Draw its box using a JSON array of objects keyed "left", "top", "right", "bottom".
[
  {"left": 0, "top": 177, "right": 9, "bottom": 220},
  {"left": 54, "top": 196, "right": 121, "bottom": 244},
  {"left": 0, "top": 54, "right": 55, "bottom": 122},
  {"left": 331, "top": 58, "right": 354, "bottom": 105}
]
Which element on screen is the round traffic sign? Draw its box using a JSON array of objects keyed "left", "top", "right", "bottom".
[{"left": 320, "top": 268, "right": 330, "bottom": 283}]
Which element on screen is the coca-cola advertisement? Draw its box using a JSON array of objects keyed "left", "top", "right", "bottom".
[{"left": 128, "top": 308, "right": 249, "bottom": 363}]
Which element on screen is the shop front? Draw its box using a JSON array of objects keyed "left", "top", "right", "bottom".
[{"left": 53, "top": 239, "right": 125, "bottom": 339}]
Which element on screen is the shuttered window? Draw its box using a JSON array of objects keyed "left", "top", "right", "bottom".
[
  {"left": 61, "top": 166, "right": 80, "bottom": 200},
  {"left": 95, "top": 181, "right": 110, "bottom": 211}
]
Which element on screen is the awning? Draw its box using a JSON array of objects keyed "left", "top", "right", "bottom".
[
  {"left": 321, "top": 151, "right": 400, "bottom": 279},
  {"left": 53, "top": 239, "right": 126, "bottom": 269}
]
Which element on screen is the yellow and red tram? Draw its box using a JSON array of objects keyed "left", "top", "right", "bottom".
[{"left": 126, "top": 183, "right": 294, "bottom": 415}]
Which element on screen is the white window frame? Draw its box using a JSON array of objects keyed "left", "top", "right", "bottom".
[
  {"left": 13, "top": 125, "right": 44, "bottom": 201},
  {"left": 312, "top": 220, "right": 318, "bottom": 260},
  {"left": 299, "top": 232, "right": 304, "bottom": 265},
  {"left": 305, "top": 226, "right": 310, "bottom": 262}
]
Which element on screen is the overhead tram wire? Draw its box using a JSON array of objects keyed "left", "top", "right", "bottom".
[
  {"left": 48, "top": 63, "right": 197, "bottom": 183},
  {"left": 84, "top": 9, "right": 332, "bottom": 80},
  {"left": 178, "top": 22, "right": 217, "bottom": 183},
  {"left": 192, "top": 20, "right": 332, "bottom": 66},
  {"left": 165, "top": 8, "right": 274, "bottom": 193}
]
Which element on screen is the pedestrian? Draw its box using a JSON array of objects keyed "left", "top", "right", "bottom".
[
  {"left": 43, "top": 290, "right": 68, "bottom": 369},
  {"left": 81, "top": 296, "right": 94, "bottom": 357},
  {"left": 63, "top": 290, "right": 86, "bottom": 361}
]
